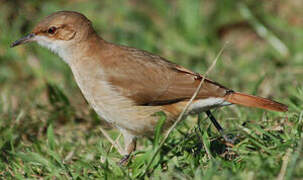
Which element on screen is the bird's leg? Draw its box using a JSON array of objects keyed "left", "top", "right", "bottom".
[
  {"left": 205, "top": 110, "right": 236, "bottom": 144},
  {"left": 119, "top": 131, "right": 137, "bottom": 165}
]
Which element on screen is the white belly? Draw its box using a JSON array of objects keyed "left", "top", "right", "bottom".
[{"left": 189, "top": 97, "right": 231, "bottom": 114}]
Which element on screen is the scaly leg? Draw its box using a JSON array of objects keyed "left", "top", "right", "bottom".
[
  {"left": 205, "top": 110, "right": 236, "bottom": 144},
  {"left": 119, "top": 130, "right": 137, "bottom": 165}
]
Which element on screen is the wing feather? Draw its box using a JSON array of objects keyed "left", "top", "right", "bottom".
[{"left": 102, "top": 45, "right": 230, "bottom": 105}]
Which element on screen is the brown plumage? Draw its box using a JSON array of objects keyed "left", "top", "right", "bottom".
[
  {"left": 225, "top": 92, "right": 288, "bottom": 112},
  {"left": 11, "top": 11, "right": 288, "bottom": 160}
]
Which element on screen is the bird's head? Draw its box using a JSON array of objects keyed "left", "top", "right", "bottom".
[{"left": 11, "top": 11, "right": 94, "bottom": 59}]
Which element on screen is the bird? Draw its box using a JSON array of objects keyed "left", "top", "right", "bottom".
[{"left": 11, "top": 11, "right": 287, "bottom": 162}]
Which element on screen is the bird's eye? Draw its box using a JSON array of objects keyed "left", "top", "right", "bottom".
[{"left": 47, "top": 27, "right": 57, "bottom": 34}]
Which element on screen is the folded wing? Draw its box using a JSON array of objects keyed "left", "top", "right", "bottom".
[{"left": 103, "top": 45, "right": 230, "bottom": 106}]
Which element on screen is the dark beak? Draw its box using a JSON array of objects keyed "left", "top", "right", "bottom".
[{"left": 11, "top": 33, "right": 35, "bottom": 48}]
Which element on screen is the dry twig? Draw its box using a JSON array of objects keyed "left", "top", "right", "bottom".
[
  {"left": 144, "top": 44, "right": 227, "bottom": 172},
  {"left": 99, "top": 127, "right": 125, "bottom": 155}
]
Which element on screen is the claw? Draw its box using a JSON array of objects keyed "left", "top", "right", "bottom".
[
  {"left": 119, "top": 154, "right": 130, "bottom": 166},
  {"left": 222, "top": 134, "right": 236, "bottom": 147}
]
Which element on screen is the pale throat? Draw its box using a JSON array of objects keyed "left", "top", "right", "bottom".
[{"left": 35, "top": 35, "right": 75, "bottom": 64}]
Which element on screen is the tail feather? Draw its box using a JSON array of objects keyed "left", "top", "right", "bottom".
[{"left": 225, "top": 92, "right": 288, "bottom": 112}]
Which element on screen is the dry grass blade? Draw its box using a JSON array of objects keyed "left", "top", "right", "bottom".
[
  {"left": 276, "top": 148, "right": 292, "bottom": 180},
  {"left": 99, "top": 127, "right": 125, "bottom": 155},
  {"left": 144, "top": 44, "right": 227, "bottom": 173},
  {"left": 109, "top": 133, "right": 122, "bottom": 153}
]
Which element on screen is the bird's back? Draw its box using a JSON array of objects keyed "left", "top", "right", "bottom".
[{"left": 99, "top": 41, "right": 231, "bottom": 106}]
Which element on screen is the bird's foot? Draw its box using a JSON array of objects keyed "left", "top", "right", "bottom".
[
  {"left": 119, "top": 154, "right": 130, "bottom": 166},
  {"left": 205, "top": 110, "right": 238, "bottom": 146},
  {"left": 222, "top": 133, "right": 237, "bottom": 147}
]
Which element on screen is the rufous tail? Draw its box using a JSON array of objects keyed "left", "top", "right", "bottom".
[{"left": 225, "top": 92, "right": 288, "bottom": 112}]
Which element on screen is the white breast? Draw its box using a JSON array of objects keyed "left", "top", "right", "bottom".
[
  {"left": 69, "top": 59, "right": 159, "bottom": 135},
  {"left": 35, "top": 35, "right": 71, "bottom": 63}
]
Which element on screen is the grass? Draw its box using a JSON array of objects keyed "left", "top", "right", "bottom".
[{"left": 0, "top": 0, "right": 303, "bottom": 179}]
